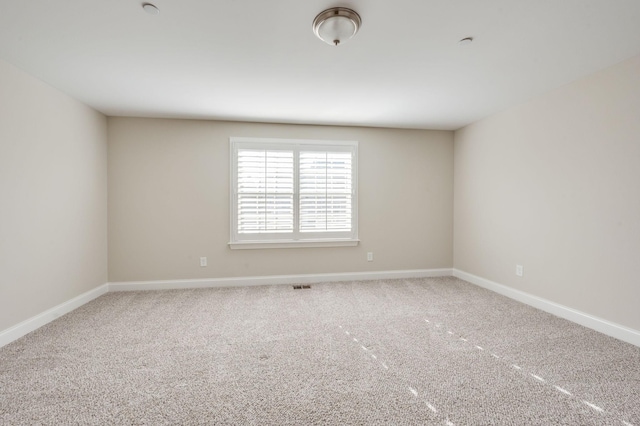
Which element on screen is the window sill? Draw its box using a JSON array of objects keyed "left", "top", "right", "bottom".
[{"left": 228, "top": 239, "right": 360, "bottom": 250}]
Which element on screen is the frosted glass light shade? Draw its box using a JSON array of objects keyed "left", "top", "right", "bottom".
[
  {"left": 142, "top": 3, "right": 159, "bottom": 15},
  {"left": 313, "top": 8, "right": 362, "bottom": 46}
]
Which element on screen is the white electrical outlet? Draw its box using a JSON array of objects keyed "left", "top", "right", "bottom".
[
  {"left": 367, "top": 252, "right": 373, "bottom": 262},
  {"left": 200, "top": 257, "right": 207, "bottom": 267},
  {"left": 516, "top": 265, "right": 523, "bottom": 277}
]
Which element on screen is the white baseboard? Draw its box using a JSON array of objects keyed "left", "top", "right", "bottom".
[
  {"left": 108, "top": 268, "right": 454, "bottom": 291},
  {"left": 0, "top": 283, "right": 109, "bottom": 348},
  {"left": 453, "top": 269, "right": 640, "bottom": 347}
]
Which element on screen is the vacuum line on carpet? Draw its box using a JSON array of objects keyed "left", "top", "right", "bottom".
[
  {"left": 408, "top": 388, "right": 443, "bottom": 419},
  {"left": 339, "top": 326, "right": 452, "bottom": 422},
  {"left": 555, "top": 386, "right": 572, "bottom": 396},
  {"left": 582, "top": 400, "right": 605, "bottom": 413},
  {"left": 340, "top": 325, "right": 457, "bottom": 425},
  {"left": 338, "top": 326, "right": 389, "bottom": 372},
  {"left": 421, "top": 316, "right": 639, "bottom": 425},
  {"left": 531, "top": 374, "right": 546, "bottom": 383}
]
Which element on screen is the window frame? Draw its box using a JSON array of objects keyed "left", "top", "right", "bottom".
[{"left": 229, "top": 137, "right": 359, "bottom": 249}]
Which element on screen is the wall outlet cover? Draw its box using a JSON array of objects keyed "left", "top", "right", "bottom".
[{"left": 516, "top": 265, "right": 523, "bottom": 277}]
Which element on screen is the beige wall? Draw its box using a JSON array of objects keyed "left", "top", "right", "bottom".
[
  {"left": 108, "top": 118, "right": 454, "bottom": 281},
  {"left": 0, "top": 60, "right": 108, "bottom": 331},
  {"left": 454, "top": 54, "right": 640, "bottom": 331}
]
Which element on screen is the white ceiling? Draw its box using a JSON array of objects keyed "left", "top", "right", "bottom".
[{"left": 1, "top": 1, "right": 640, "bottom": 130}]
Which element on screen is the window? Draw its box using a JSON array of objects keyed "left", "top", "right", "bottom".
[{"left": 230, "top": 137, "right": 358, "bottom": 249}]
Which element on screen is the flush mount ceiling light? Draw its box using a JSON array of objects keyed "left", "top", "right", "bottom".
[
  {"left": 142, "top": 3, "right": 159, "bottom": 15},
  {"left": 313, "top": 7, "right": 362, "bottom": 46}
]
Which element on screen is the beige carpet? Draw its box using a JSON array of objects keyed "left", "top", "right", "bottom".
[{"left": 1, "top": 277, "right": 638, "bottom": 425}]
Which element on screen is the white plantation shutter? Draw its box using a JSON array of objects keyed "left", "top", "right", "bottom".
[
  {"left": 237, "top": 149, "right": 293, "bottom": 233},
  {"left": 299, "top": 151, "right": 352, "bottom": 232},
  {"left": 231, "top": 138, "right": 357, "bottom": 247}
]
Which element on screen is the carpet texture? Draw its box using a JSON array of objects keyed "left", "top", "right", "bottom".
[{"left": 0, "top": 277, "right": 638, "bottom": 425}]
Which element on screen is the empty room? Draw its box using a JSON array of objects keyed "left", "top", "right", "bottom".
[{"left": 1, "top": 0, "right": 639, "bottom": 424}]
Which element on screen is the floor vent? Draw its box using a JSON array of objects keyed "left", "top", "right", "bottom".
[{"left": 293, "top": 285, "right": 311, "bottom": 290}]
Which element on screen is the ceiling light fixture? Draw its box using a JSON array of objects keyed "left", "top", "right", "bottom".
[
  {"left": 312, "top": 7, "right": 362, "bottom": 46},
  {"left": 142, "top": 3, "right": 160, "bottom": 15}
]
